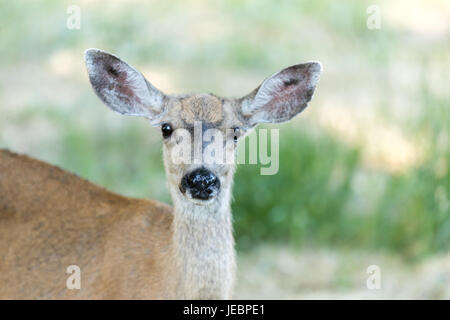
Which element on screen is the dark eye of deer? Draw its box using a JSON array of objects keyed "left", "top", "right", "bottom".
[
  {"left": 233, "top": 128, "right": 240, "bottom": 142},
  {"left": 161, "top": 123, "right": 173, "bottom": 138}
]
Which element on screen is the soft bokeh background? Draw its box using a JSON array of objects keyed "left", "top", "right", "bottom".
[{"left": 1, "top": 0, "right": 449, "bottom": 298}]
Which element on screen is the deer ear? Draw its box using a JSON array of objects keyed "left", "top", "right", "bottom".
[
  {"left": 84, "top": 48, "right": 166, "bottom": 125},
  {"left": 238, "top": 62, "right": 322, "bottom": 126}
]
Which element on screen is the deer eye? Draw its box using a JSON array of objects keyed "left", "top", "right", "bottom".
[
  {"left": 233, "top": 127, "right": 240, "bottom": 142},
  {"left": 161, "top": 123, "right": 173, "bottom": 138}
]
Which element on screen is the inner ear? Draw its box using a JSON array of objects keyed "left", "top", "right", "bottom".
[
  {"left": 239, "top": 62, "right": 322, "bottom": 126},
  {"left": 283, "top": 78, "right": 299, "bottom": 86},
  {"left": 84, "top": 48, "right": 166, "bottom": 123}
]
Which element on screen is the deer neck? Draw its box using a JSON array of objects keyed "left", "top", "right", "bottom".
[{"left": 169, "top": 186, "right": 236, "bottom": 299}]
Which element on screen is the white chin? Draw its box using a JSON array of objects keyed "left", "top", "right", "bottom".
[{"left": 185, "top": 194, "right": 216, "bottom": 206}]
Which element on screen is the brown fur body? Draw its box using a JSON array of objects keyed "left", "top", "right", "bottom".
[{"left": 0, "top": 149, "right": 176, "bottom": 299}]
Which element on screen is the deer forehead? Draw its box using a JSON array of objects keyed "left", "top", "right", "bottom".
[{"left": 169, "top": 94, "right": 227, "bottom": 126}]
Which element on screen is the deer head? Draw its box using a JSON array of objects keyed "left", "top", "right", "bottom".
[{"left": 84, "top": 49, "right": 322, "bottom": 208}]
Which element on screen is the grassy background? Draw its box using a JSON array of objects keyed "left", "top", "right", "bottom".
[{"left": 0, "top": 0, "right": 449, "bottom": 268}]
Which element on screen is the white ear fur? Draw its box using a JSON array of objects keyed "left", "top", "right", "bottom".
[
  {"left": 240, "top": 62, "right": 322, "bottom": 126},
  {"left": 84, "top": 48, "right": 166, "bottom": 125}
]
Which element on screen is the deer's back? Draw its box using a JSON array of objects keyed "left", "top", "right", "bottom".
[{"left": 0, "top": 149, "right": 174, "bottom": 299}]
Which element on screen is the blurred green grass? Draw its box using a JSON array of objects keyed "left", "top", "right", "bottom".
[{"left": 0, "top": 0, "right": 449, "bottom": 260}]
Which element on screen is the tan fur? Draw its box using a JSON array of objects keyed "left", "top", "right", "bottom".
[
  {"left": 160, "top": 94, "right": 239, "bottom": 299},
  {"left": 179, "top": 94, "right": 224, "bottom": 124}
]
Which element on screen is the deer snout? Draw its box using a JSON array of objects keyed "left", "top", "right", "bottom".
[{"left": 180, "top": 167, "right": 220, "bottom": 201}]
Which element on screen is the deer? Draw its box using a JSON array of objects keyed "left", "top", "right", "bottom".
[{"left": 0, "top": 49, "right": 322, "bottom": 299}]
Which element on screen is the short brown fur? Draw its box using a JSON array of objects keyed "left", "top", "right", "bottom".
[{"left": 0, "top": 149, "right": 176, "bottom": 299}]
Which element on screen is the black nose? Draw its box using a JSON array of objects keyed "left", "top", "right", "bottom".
[{"left": 181, "top": 168, "right": 220, "bottom": 200}]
